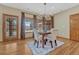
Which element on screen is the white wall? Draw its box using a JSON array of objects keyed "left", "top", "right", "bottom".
[{"left": 54, "top": 5, "right": 79, "bottom": 39}]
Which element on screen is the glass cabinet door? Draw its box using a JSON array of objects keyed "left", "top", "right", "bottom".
[
  {"left": 11, "top": 17, "right": 17, "bottom": 37},
  {"left": 5, "top": 16, "right": 11, "bottom": 38},
  {"left": 3, "top": 14, "right": 18, "bottom": 41}
]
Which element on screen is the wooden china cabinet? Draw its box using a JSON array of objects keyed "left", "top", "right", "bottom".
[
  {"left": 43, "top": 16, "right": 54, "bottom": 31},
  {"left": 3, "top": 14, "right": 18, "bottom": 42},
  {"left": 44, "top": 20, "right": 53, "bottom": 30}
]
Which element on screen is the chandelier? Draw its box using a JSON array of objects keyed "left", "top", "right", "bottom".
[
  {"left": 43, "top": 3, "right": 51, "bottom": 20},
  {"left": 43, "top": 3, "right": 47, "bottom": 31}
]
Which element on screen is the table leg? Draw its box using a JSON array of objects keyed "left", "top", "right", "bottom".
[{"left": 42, "top": 35, "right": 45, "bottom": 48}]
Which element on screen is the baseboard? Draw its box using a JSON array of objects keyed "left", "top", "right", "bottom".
[
  {"left": 25, "top": 37, "right": 33, "bottom": 39},
  {"left": 56, "top": 36, "right": 69, "bottom": 40}
]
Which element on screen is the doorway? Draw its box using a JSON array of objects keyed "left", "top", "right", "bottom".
[
  {"left": 3, "top": 14, "right": 18, "bottom": 42},
  {"left": 70, "top": 14, "right": 79, "bottom": 41}
]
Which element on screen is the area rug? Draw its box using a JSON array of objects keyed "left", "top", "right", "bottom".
[{"left": 28, "top": 40, "right": 64, "bottom": 55}]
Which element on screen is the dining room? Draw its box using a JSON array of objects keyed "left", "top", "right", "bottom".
[
  {"left": 1, "top": 1, "right": 79, "bottom": 59},
  {"left": 1, "top": 3, "right": 79, "bottom": 55}
]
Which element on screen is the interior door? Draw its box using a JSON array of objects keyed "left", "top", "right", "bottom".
[
  {"left": 3, "top": 14, "right": 18, "bottom": 42},
  {"left": 70, "top": 14, "right": 79, "bottom": 41}
]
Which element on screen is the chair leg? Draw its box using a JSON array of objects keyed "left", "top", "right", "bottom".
[
  {"left": 45, "top": 39, "right": 47, "bottom": 45},
  {"left": 55, "top": 40, "right": 57, "bottom": 46},
  {"left": 50, "top": 41, "right": 53, "bottom": 48},
  {"left": 37, "top": 41, "right": 39, "bottom": 48},
  {"left": 34, "top": 40, "right": 37, "bottom": 45},
  {"left": 34, "top": 40, "right": 39, "bottom": 48}
]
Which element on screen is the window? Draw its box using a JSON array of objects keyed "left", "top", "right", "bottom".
[{"left": 25, "top": 18, "right": 33, "bottom": 32}]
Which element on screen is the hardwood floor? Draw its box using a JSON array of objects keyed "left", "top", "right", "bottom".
[
  {"left": 0, "top": 38, "right": 79, "bottom": 55},
  {"left": 0, "top": 39, "right": 32, "bottom": 55},
  {"left": 49, "top": 40, "right": 79, "bottom": 55}
]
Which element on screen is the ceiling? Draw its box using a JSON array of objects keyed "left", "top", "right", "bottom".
[{"left": 1, "top": 3, "right": 79, "bottom": 16}]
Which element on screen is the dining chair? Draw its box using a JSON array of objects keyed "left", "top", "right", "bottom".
[
  {"left": 33, "top": 29, "right": 42, "bottom": 48},
  {"left": 46, "top": 28, "right": 57, "bottom": 48}
]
